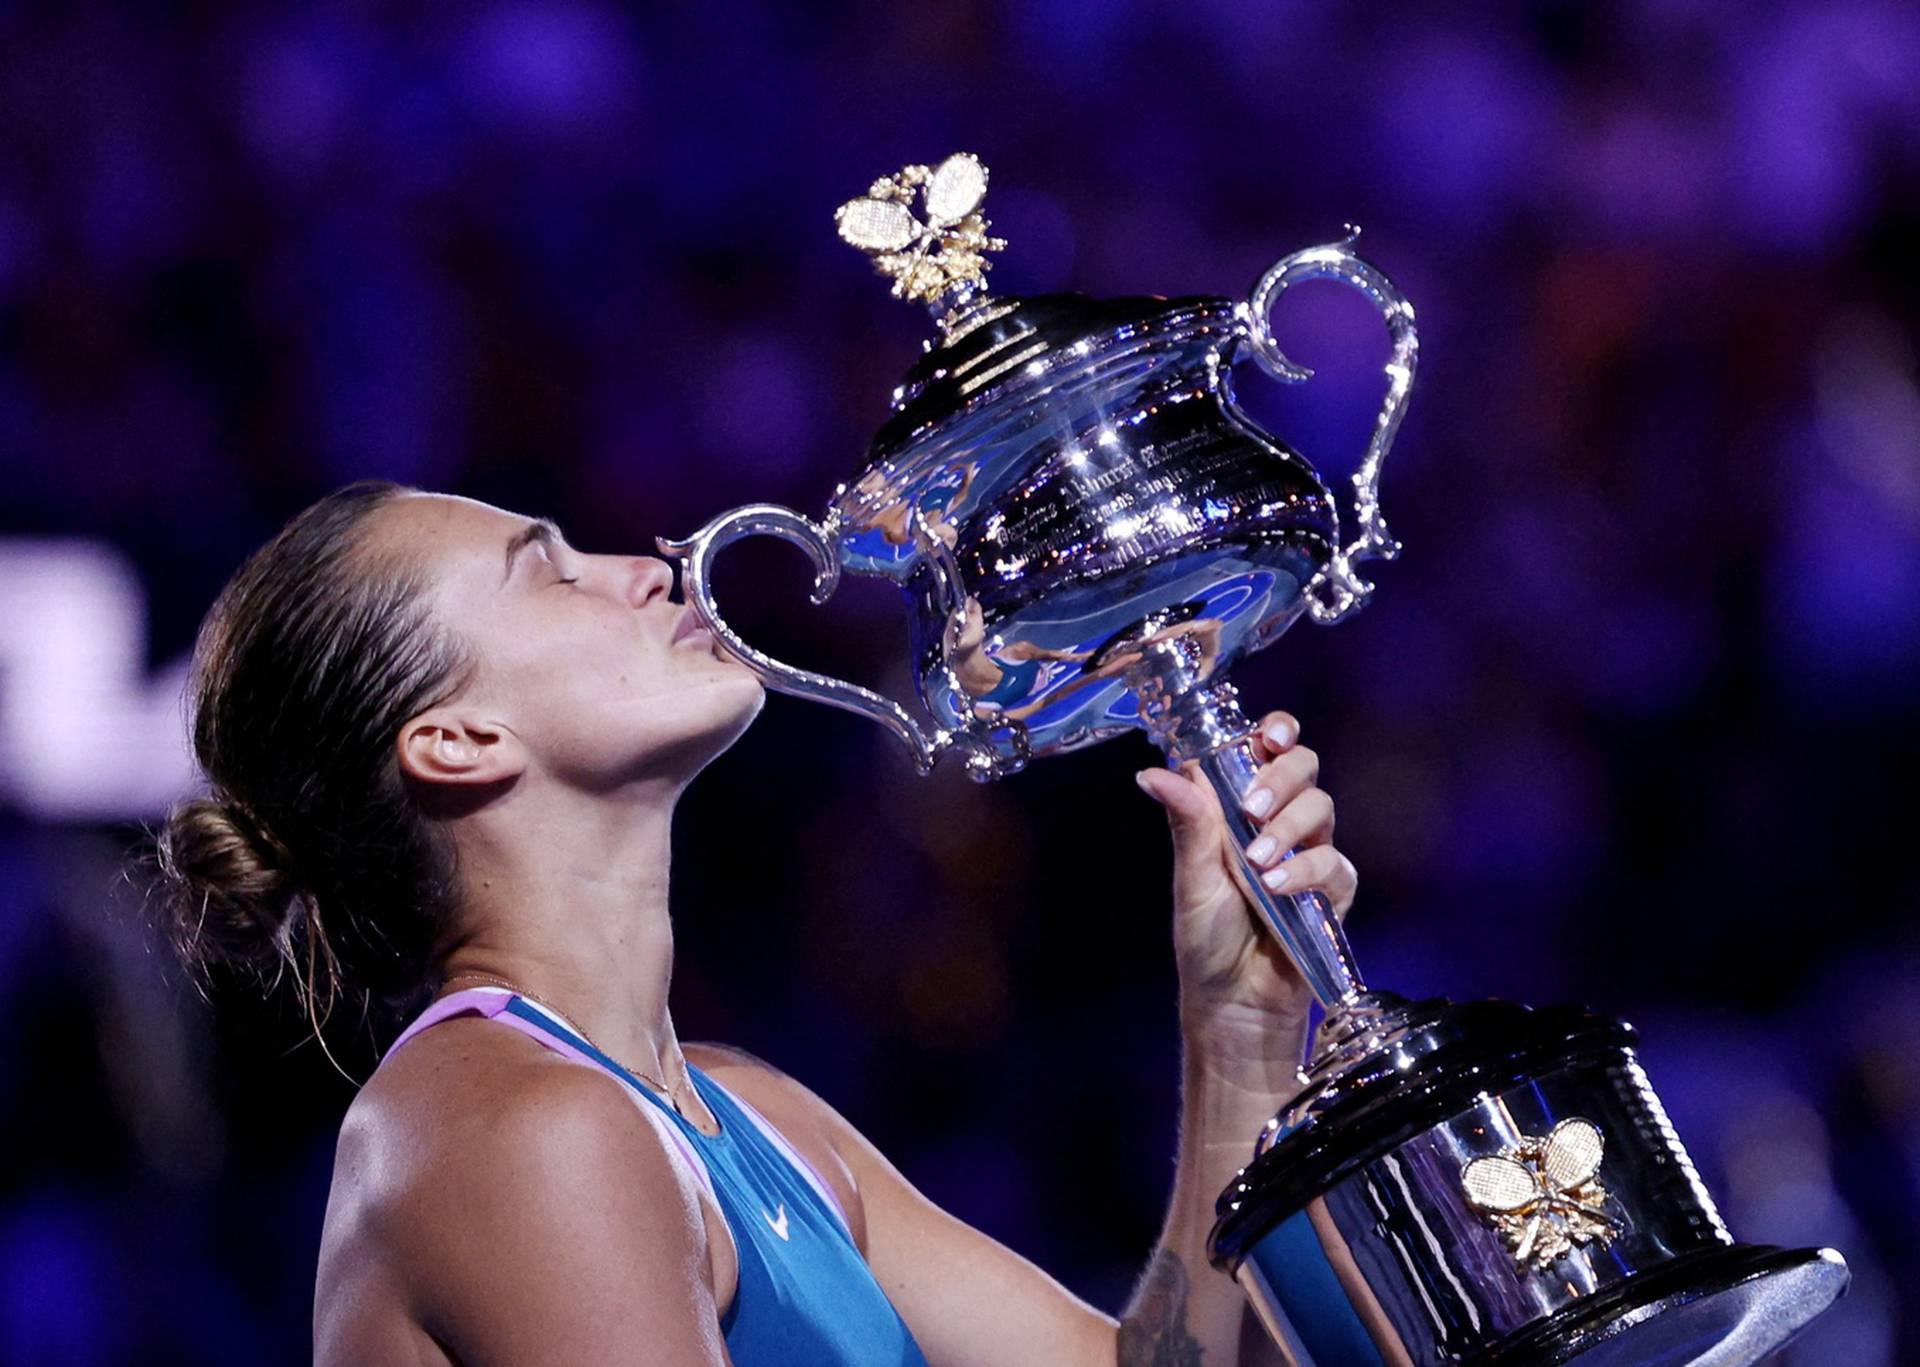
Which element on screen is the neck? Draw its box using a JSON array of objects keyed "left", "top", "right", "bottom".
[{"left": 433, "top": 773, "right": 689, "bottom": 1101}]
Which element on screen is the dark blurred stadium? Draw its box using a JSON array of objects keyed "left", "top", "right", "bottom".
[{"left": 0, "top": 2, "right": 1915, "bottom": 1362}]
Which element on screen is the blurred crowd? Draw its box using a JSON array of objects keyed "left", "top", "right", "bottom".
[{"left": 1, "top": 1, "right": 1916, "bottom": 1362}]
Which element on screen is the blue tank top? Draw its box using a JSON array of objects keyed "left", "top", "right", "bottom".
[{"left": 381, "top": 987, "right": 930, "bottom": 1366}]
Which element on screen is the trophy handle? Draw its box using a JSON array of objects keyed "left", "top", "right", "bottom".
[
  {"left": 1239, "top": 232, "right": 1418, "bottom": 625},
  {"left": 657, "top": 503, "right": 1025, "bottom": 780}
]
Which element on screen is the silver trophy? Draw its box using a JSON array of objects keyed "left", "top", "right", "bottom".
[{"left": 660, "top": 155, "right": 1848, "bottom": 1364}]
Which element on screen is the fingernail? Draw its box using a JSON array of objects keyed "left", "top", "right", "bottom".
[
  {"left": 1134, "top": 771, "right": 1158, "bottom": 798},
  {"left": 1265, "top": 720, "right": 1294, "bottom": 748},
  {"left": 1244, "top": 787, "right": 1276, "bottom": 818},
  {"left": 1246, "top": 836, "right": 1278, "bottom": 865},
  {"left": 1261, "top": 865, "right": 1291, "bottom": 891}
]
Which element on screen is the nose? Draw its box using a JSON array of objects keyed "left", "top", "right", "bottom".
[{"left": 624, "top": 556, "right": 675, "bottom": 609}]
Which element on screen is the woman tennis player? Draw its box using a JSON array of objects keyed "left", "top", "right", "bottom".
[{"left": 154, "top": 481, "right": 1357, "bottom": 1366}]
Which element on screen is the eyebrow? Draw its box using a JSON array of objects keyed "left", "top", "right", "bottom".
[{"left": 502, "top": 518, "right": 566, "bottom": 584}]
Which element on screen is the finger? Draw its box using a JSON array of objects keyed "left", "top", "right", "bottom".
[
  {"left": 1242, "top": 789, "right": 1335, "bottom": 867},
  {"left": 1243, "top": 844, "right": 1358, "bottom": 916},
  {"left": 1248, "top": 710, "right": 1299, "bottom": 761},
  {"left": 1239, "top": 745, "right": 1319, "bottom": 821},
  {"left": 1135, "top": 765, "right": 1224, "bottom": 860}
]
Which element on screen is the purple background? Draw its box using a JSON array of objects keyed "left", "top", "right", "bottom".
[{"left": 2, "top": 2, "right": 1917, "bottom": 1362}]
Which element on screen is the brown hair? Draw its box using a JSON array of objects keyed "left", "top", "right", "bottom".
[{"left": 153, "top": 480, "right": 473, "bottom": 1049}]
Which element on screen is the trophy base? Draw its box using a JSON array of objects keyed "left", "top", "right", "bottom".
[
  {"left": 1474, "top": 1244, "right": 1848, "bottom": 1367},
  {"left": 1211, "top": 993, "right": 1849, "bottom": 1367}
]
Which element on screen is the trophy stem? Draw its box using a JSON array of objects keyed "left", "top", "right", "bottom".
[
  {"left": 1190, "top": 737, "right": 1368, "bottom": 1010},
  {"left": 1124, "top": 637, "right": 1367, "bottom": 1009}
]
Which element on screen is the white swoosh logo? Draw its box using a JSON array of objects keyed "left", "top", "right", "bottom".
[{"left": 764, "top": 1203, "right": 790, "bottom": 1241}]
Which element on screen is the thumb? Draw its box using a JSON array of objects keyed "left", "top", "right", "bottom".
[{"left": 1135, "top": 766, "right": 1221, "bottom": 856}]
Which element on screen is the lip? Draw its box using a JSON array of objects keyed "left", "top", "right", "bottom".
[{"left": 670, "top": 607, "right": 713, "bottom": 646}]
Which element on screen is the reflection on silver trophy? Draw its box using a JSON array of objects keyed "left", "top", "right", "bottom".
[{"left": 661, "top": 154, "right": 1848, "bottom": 1365}]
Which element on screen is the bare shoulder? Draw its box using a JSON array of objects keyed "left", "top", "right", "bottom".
[
  {"left": 682, "top": 1038, "right": 787, "bottom": 1091},
  {"left": 685, "top": 1040, "right": 871, "bottom": 1249},
  {"left": 332, "top": 1015, "right": 695, "bottom": 1240},
  {"left": 326, "top": 1016, "right": 572, "bottom": 1215},
  {"left": 682, "top": 1038, "right": 839, "bottom": 1135},
  {"left": 318, "top": 1020, "right": 723, "bottom": 1366}
]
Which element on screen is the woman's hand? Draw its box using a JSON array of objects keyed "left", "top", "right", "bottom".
[{"left": 1135, "top": 710, "right": 1357, "bottom": 1036}]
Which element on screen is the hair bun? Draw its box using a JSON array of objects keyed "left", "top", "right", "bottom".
[{"left": 155, "top": 794, "right": 305, "bottom": 982}]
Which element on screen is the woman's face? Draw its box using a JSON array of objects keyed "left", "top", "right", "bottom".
[{"left": 366, "top": 492, "right": 764, "bottom": 791}]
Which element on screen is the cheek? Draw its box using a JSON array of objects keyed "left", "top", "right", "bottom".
[
  {"left": 491, "top": 605, "right": 710, "bottom": 714},
  {"left": 533, "top": 605, "right": 643, "bottom": 674},
  {"left": 581, "top": 634, "right": 689, "bottom": 703},
  {"left": 473, "top": 625, "right": 617, "bottom": 711}
]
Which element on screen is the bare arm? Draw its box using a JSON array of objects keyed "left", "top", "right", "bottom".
[
  {"left": 1116, "top": 1018, "right": 1307, "bottom": 1366},
  {"left": 1124, "top": 711, "right": 1355, "bottom": 1366}
]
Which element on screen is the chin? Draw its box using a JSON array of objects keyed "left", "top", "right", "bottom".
[
  {"left": 702, "top": 651, "right": 768, "bottom": 712},
  {"left": 655, "top": 666, "right": 766, "bottom": 778}
]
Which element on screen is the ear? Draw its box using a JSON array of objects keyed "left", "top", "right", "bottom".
[{"left": 396, "top": 708, "right": 528, "bottom": 789}]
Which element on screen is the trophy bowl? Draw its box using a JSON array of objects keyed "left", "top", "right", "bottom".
[{"left": 660, "top": 154, "right": 1847, "bottom": 1365}]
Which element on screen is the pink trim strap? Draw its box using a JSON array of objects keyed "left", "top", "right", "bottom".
[{"left": 381, "top": 987, "right": 718, "bottom": 1204}]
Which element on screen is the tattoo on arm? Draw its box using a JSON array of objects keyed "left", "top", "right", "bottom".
[{"left": 1117, "top": 1250, "right": 1205, "bottom": 1367}]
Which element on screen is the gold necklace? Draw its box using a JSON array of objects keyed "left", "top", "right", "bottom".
[{"left": 438, "top": 970, "right": 692, "bottom": 1118}]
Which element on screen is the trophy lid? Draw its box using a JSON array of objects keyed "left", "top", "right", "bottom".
[
  {"left": 834, "top": 154, "right": 1246, "bottom": 536},
  {"left": 836, "top": 157, "right": 1243, "bottom": 445}
]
